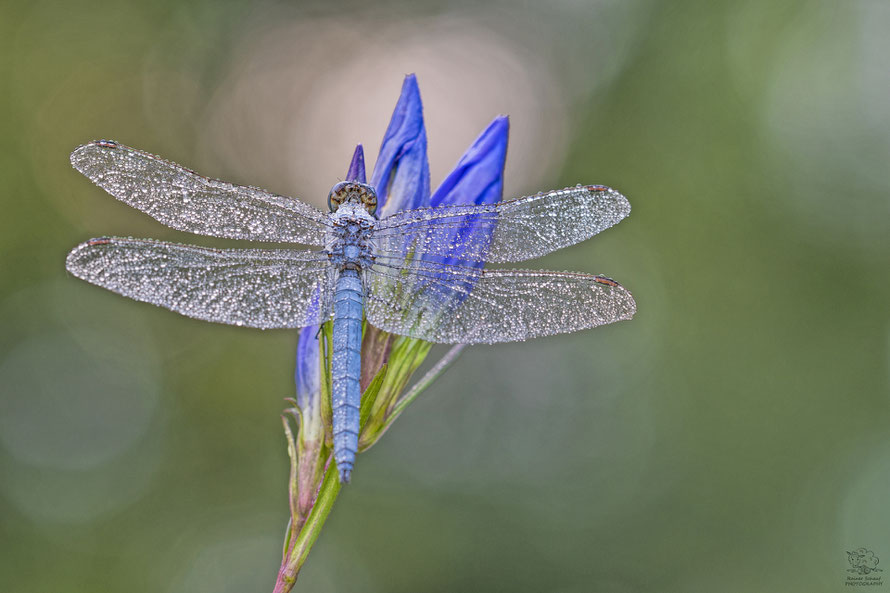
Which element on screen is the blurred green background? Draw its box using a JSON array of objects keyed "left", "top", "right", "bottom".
[{"left": 1, "top": 1, "right": 888, "bottom": 592}]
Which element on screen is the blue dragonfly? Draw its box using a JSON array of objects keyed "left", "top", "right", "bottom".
[{"left": 65, "top": 140, "right": 636, "bottom": 483}]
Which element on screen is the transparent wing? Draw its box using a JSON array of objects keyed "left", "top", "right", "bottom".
[
  {"left": 66, "top": 237, "right": 334, "bottom": 329},
  {"left": 363, "top": 256, "right": 636, "bottom": 344},
  {"left": 370, "top": 185, "right": 630, "bottom": 264},
  {"left": 70, "top": 141, "right": 331, "bottom": 245}
]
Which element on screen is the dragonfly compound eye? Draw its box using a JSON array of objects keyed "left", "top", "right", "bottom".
[
  {"left": 328, "top": 181, "right": 377, "bottom": 214},
  {"left": 327, "top": 182, "right": 349, "bottom": 211},
  {"left": 360, "top": 187, "right": 377, "bottom": 215}
]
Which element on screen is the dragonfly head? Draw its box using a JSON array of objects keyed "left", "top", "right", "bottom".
[{"left": 328, "top": 181, "right": 377, "bottom": 215}]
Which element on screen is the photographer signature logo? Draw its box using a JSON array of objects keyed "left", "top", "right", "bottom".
[{"left": 847, "top": 548, "right": 883, "bottom": 587}]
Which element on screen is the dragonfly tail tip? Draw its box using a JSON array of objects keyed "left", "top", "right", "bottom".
[{"left": 338, "top": 465, "right": 353, "bottom": 484}]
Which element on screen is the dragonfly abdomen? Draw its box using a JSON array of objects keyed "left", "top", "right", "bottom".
[{"left": 331, "top": 269, "right": 363, "bottom": 483}]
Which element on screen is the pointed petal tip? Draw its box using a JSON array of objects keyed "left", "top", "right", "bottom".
[
  {"left": 346, "top": 144, "right": 366, "bottom": 183},
  {"left": 403, "top": 72, "right": 419, "bottom": 87},
  {"left": 397, "top": 73, "right": 422, "bottom": 107},
  {"left": 482, "top": 115, "right": 510, "bottom": 140}
]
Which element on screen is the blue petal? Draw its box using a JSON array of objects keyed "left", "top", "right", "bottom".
[
  {"left": 295, "top": 325, "right": 320, "bottom": 412},
  {"left": 430, "top": 116, "right": 509, "bottom": 208},
  {"left": 371, "top": 74, "right": 430, "bottom": 215},
  {"left": 346, "top": 144, "right": 366, "bottom": 183},
  {"left": 428, "top": 116, "right": 509, "bottom": 269}
]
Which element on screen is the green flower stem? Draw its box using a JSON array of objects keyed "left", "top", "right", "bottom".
[{"left": 273, "top": 461, "right": 341, "bottom": 593}]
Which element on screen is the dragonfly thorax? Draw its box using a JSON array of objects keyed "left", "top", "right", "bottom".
[{"left": 327, "top": 203, "right": 376, "bottom": 272}]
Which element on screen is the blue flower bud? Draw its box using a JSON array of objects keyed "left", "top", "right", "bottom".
[{"left": 371, "top": 74, "right": 430, "bottom": 216}]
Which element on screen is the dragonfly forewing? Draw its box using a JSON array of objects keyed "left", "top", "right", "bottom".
[
  {"left": 370, "top": 185, "right": 630, "bottom": 264},
  {"left": 66, "top": 237, "right": 334, "bottom": 329},
  {"left": 71, "top": 141, "right": 331, "bottom": 245}
]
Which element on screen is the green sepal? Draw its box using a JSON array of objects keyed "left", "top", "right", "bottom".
[
  {"left": 359, "top": 362, "right": 388, "bottom": 430},
  {"left": 359, "top": 335, "right": 431, "bottom": 450}
]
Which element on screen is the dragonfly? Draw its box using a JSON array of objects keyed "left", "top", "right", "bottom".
[{"left": 65, "top": 140, "right": 636, "bottom": 483}]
